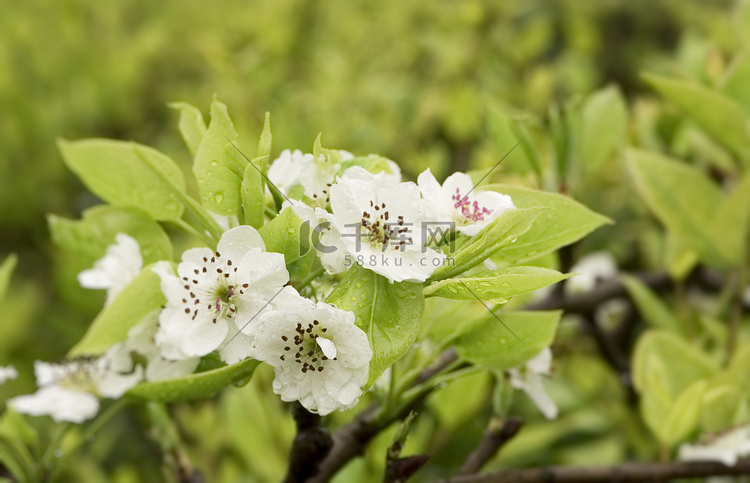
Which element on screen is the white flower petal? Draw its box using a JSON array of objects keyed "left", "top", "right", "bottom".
[
  {"left": 156, "top": 309, "right": 229, "bottom": 358},
  {"left": 0, "top": 365, "right": 18, "bottom": 385},
  {"left": 216, "top": 225, "right": 266, "bottom": 261},
  {"left": 316, "top": 337, "right": 337, "bottom": 359},
  {"left": 34, "top": 361, "right": 69, "bottom": 387},
  {"left": 254, "top": 291, "right": 371, "bottom": 415},
  {"left": 154, "top": 226, "right": 289, "bottom": 359},
  {"left": 522, "top": 371, "right": 558, "bottom": 420},
  {"left": 566, "top": 252, "right": 618, "bottom": 294},
  {"left": 218, "top": 325, "right": 257, "bottom": 364},
  {"left": 268, "top": 149, "right": 313, "bottom": 195},
  {"left": 509, "top": 348, "right": 558, "bottom": 420},
  {"left": 418, "top": 170, "right": 515, "bottom": 237},
  {"left": 10, "top": 386, "right": 100, "bottom": 424},
  {"left": 679, "top": 426, "right": 750, "bottom": 466},
  {"left": 526, "top": 348, "right": 552, "bottom": 376},
  {"left": 77, "top": 233, "right": 143, "bottom": 305}
]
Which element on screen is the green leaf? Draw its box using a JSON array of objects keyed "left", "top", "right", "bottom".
[
  {"left": 636, "top": 331, "right": 712, "bottom": 446},
  {"left": 256, "top": 112, "right": 273, "bottom": 165},
  {"left": 641, "top": 378, "right": 707, "bottom": 446},
  {"left": 627, "top": 149, "right": 728, "bottom": 267},
  {"left": 58, "top": 139, "right": 186, "bottom": 221},
  {"left": 700, "top": 384, "right": 745, "bottom": 433},
  {"left": 0, "top": 411, "right": 39, "bottom": 482},
  {"left": 632, "top": 330, "right": 718, "bottom": 396},
  {"left": 193, "top": 98, "right": 247, "bottom": 217},
  {"left": 643, "top": 73, "right": 750, "bottom": 156},
  {"left": 710, "top": 172, "right": 750, "bottom": 265},
  {"left": 576, "top": 85, "right": 627, "bottom": 168},
  {"left": 487, "top": 104, "right": 541, "bottom": 177},
  {"left": 241, "top": 113, "right": 271, "bottom": 228},
  {"left": 127, "top": 358, "right": 260, "bottom": 403},
  {"left": 0, "top": 254, "right": 18, "bottom": 303},
  {"left": 326, "top": 264, "right": 424, "bottom": 388},
  {"left": 169, "top": 102, "right": 207, "bottom": 157},
  {"left": 423, "top": 266, "right": 569, "bottom": 302},
  {"left": 69, "top": 265, "right": 164, "bottom": 356},
  {"left": 665, "top": 232, "right": 699, "bottom": 281},
  {"left": 620, "top": 274, "right": 681, "bottom": 334},
  {"left": 454, "top": 310, "right": 561, "bottom": 370},
  {"left": 726, "top": 343, "right": 750, "bottom": 383},
  {"left": 485, "top": 185, "right": 612, "bottom": 265},
  {"left": 258, "top": 207, "right": 309, "bottom": 265},
  {"left": 48, "top": 205, "right": 172, "bottom": 264},
  {"left": 430, "top": 207, "right": 540, "bottom": 281}
]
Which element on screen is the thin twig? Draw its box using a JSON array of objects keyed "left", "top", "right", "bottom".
[
  {"left": 458, "top": 418, "right": 524, "bottom": 475},
  {"left": 307, "top": 353, "right": 461, "bottom": 483},
  {"left": 384, "top": 412, "right": 429, "bottom": 483},
  {"left": 726, "top": 268, "right": 745, "bottom": 364},
  {"left": 438, "top": 457, "right": 750, "bottom": 482}
]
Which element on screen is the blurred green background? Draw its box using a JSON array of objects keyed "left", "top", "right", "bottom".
[{"left": 1, "top": 0, "right": 747, "bottom": 480}]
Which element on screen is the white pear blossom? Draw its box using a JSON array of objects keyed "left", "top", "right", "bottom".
[
  {"left": 508, "top": 348, "right": 558, "bottom": 420},
  {"left": 253, "top": 287, "right": 372, "bottom": 415},
  {"left": 679, "top": 426, "right": 750, "bottom": 466},
  {"left": 125, "top": 314, "right": 200, "bottom": 381},
  {"left": 0, "top": 365, "right": 18, "bottom": 385},
  {"left": 417, "top": 169, "right": 515, "bottom": 236},
  {"left": 153, "top": 225, "right": 288, "bottom": 361},
  {"left": 285, "top": 201, "right": 350, "bottom": 275},
  {"left": 77, "top": 233, "right": 143, "bottom": 305},
  {"left": 9, "top": 346, "right": 142, "bottom": 423},
  {"left": 300, "top": 154, "right": 342, "bottom": 206},
  {"left": 268, "top": 149, "right": 315, "bottom": 195},
  {"left": 327, "top": 168, "right": 446, "bottom": 283},
  {"left": 340, "top": 154, "right": 402, "bottom": 186},
  {"left": 565, "top": 251, "right": 618, "bottom": 294}
]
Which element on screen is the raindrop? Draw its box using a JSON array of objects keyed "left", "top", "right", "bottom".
[{"left": 214, "top": 192, "right": 224, "bottom": 204}]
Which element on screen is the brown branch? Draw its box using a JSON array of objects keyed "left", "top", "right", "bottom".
[
  {"left": 438, "top": 458, "right": 750, "bottom": 482},
  {"left": 301, "top": 268, "right": 726, "bottom": 482},
  {"left": 284, "top": 402, "right": 333, "bottom": 483},
  {"left": 459, "top": 417, "right": 524, "bottom": 475},
  {"left": 384, "top": 411, "right": 429, "bottom": 483},
  {"left": 306, "top": 353, "right": 460, "bottom": 482},
  {"left": 525, "top": 271, "right": 672, "bottom": 314},
  {"left": 384, "top": 455, "right": 431, "bottom": 483}
]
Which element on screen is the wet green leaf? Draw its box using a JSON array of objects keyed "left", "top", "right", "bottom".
[
  {"left": 127, "top": 358, "right": 261, "bottom": 403},
  {"left": 58, "top": 139, "right": 186, "bottom": 221},
  {"left": 424, "top": 266, "right": 568, "bottom": 301},
  {"left": 454, "top": 310, "right": 561, "bottom": 370},
  {"left": 327, "top": 264, "right": 424, "bottom": 388}
]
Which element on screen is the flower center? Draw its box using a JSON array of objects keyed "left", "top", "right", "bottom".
[
  {"left": 452, "top": 188, "right": 492, "bottom": 223},
  {"left": 360, "top": 200, "right": 412, "bottom": 251},
  {"left": 179, "top": 251, "right": 250, "bottom": 324},
  {"left": 279, "top": 319, "right": 337, "bottom": 374},
  {"left": 57, "top": 361, "right": 100, "bottom": 394}
]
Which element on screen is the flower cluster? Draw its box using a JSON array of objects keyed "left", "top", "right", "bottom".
[
  {"left": 275, "top": 152, "right": 515, "bottom": 283},
  {"left": 13, "top": 143, "right": 521, "bottom": 424}
]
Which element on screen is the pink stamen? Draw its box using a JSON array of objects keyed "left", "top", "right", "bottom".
[{"left": 453, "top": 188, "right": 493, "bottom": 222}]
